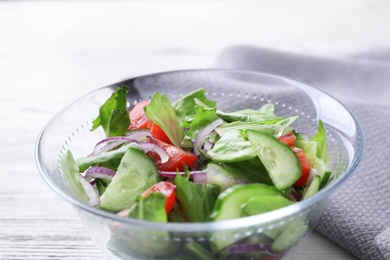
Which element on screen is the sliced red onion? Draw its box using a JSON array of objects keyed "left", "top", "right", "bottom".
[
  {"left": 159, "top": 170, "right": 207, "bottom": 183},
  {"left": 138, "top": 142, "right": 169, "bottom": 163},
  {"left": 191, "top": 171, "right": 207, "bottom": 184},
  {"left": 193, "top": 119, "right": 223, "bottom": 157},
  {"left": 203, "top": 140, "right": 213, "bottom": 153},
  {"left": 227, "top": 243, "right": 280, "bottom": 257},
  {"left": 84, "top": 166, "right": 116, "bottom": 182},
  {"left": 79, "top": 175, "right": 100, "bottom": 207},
  {"left": 116, "top": 208, "right": 131, "bottom": 218},
  {"left": 236, "top": 179, "right": 248, "bottom": 184},
  {"left": 290, "top": 187, "right": 301, "bottom": 201},
  {"left": 92, "top": 130, "right": 153, "bottom": 156}
]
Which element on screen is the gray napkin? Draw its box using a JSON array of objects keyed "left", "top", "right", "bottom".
[{"left": 212, "top": 45, "right": 390, "bottom": 260}]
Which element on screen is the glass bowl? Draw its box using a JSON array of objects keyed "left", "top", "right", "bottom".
[{"left": 35, "top": 69, "right": 364, "bottom": 259}]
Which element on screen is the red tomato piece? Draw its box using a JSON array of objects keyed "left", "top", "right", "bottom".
[
  {"left": 150, "top": 123, "right": 171, "bottom": 144},
  {"left": 292, "top": 147, "right": 312, "bottom": 187},
  {"left": 278, "top": 132, "right": 296, "bottom": 147},
  {"left": 128, "top": 100, "right": 172, "bottom": 144},
  {"left": 153, "top": 139, "right": 198, "bottom": 172},
  {"left": 128, "top": 100, "right": 152, "bottom": 130},
  {"left": 142, "top": 181, "right": 176, "bottom": 213}
]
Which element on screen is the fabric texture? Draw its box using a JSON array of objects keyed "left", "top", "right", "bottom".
[{"left": 212, "top": 45, "right": 390, "bottom": 260}]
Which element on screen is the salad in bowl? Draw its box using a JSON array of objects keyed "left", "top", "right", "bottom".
[{"left": 36, "top": 69, "right": 364, "bottom": 259}]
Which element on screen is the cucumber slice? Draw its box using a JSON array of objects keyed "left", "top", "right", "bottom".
[
  {"left": 303, "top": 175, "right": 321, "bottom": 199},
  {"left": 246, "top": 130, "right": 301, "bottom": 190},
  {"left": 209, "top": 183, "right": 287, "bottom": 221},
  {"left": 209, "top": 183, "right": 291, "bottom": 252},
  {"left": 99, "top": 146, "right": 159, "bottom": 212},
  {"left": 204, "top": 163, "right": 239, "bottom": 192},
  {"left": 319, "top": 171, "right": 331, "bottom": 190},
  {"left": 243, "top": 195, "right": 295, "bottom": 216},
  {"left": 183, "top": 241, "right": 217, "bottom": 260},
  {"left": 60, "top": 150, "right": 89, "bottom": 203},
  {"left": 271, "top": 219, "right": 308, "bottom": 253}
]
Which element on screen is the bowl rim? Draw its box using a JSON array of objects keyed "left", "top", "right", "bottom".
[{"left": 35, "top": 68, "right": 365, "bottom": 232}]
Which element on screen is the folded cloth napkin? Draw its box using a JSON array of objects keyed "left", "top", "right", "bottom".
[{"left": 212, "top": 45, "right": 390, "bottom": 260}]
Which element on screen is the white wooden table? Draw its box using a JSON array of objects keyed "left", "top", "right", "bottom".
[{"left": 2, "top": 0, "right": 389, "bottom": 259}]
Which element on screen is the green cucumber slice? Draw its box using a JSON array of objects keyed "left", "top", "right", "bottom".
[
  {"left": 204, "top": 162, "right": 239, "bottom": 192},
  {"left": 209, "top": 183, "right": 292, "bottom": 252},
  {"left": 246, "top": 130, "right": 301, "bottom": 190},
  {"left": 243, "top": 195, "right": 295, "bottom": 216},
  {"left": 271, "top": 219, "right": 308, "bottom": 253},
  {"left": 209, "top": 183, "right": 287, "bottom": 221},
  {"left": 319, "top": 171, "right": 331, "bottom": 190},
  {"left": 99, "top": 146, "right": 159, "bottom": 212},
  {"left": 303, "top": 175, "right": 321, "bottom": 199},
  {"left": 60, "top": 150, "right": 89, "bottom": 203}
]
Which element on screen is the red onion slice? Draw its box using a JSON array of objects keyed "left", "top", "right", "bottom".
[
  {"left": 138, "top": 142, "right": 169, "bottom": 163},
  {"left": 79, "top": 175, "right": 100, "bottom": 207},
  {"left": 227, "top": 243, "right": 280, "bottom": 257},
  {"left": 159, "top": 170, "right": 207, "bottom": 183},
  {"left": 84, "top": 166, "right": 116, "bottom": 182},
  {"left": 92, "top": 130, "right": 153, "bottom": 156},
  {"left": 193, "top": 119, "right": 223, "bottom": 157}
]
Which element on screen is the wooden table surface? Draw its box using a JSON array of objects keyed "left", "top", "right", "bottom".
[{"left": 2, "top": 0, "right": 390, "bottom": 259}]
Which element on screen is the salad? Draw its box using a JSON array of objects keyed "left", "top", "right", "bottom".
[{"left": 61, "top": 86, "right": 331, "bottom": 258}]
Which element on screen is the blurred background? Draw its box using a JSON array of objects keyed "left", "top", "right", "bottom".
[
  {"left": 2, "top": 0, "right": 390, "bottom": 103},
  {"left": 1, "top": 0, "right": 389, "bottom": 259}
]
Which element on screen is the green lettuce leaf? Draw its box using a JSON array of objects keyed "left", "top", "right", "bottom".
[
  {"left": 182, "top": 105, "right": 219, "bottom": 142},
  {"left": 91, "top": 86, "right": 130, "bottom": 137},
  {"left": 127, "top": 193, "right": 167, "bottom": 222},
  {"left": 172, "top": 88, "right": 216, "bottom": 123},
  {"left": 76, "top": 143, "right": 137, "bottom": 172},
  {"left": 218, "top": 158, "right": 273, "bottom": 185},
  {"left": 144, "top": 92, "right": 185, "bottom": 147},
  {"left": 216, "top": 103, "right": 282, "bottom": 123},
  {"left": 175, "top": 172, "right": 220, "bottom": 222},
  {"left": 207, "top": 117, "right": 298, "bottom": 162},
  {"left": 311, "top": 120, "right": 329, "bottom": 163}
]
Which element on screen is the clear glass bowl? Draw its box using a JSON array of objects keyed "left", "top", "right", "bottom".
[{"left": 35, "top": 69, "right": 364, "bottom": 260}]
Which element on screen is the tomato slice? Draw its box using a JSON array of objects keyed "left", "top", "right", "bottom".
[
  {"left": 292, "top": 147, "right": 312, "bottom": 187},
  {"left": 142, "top": 181, "right": 176, "bottom": 213},
  {"left": 278, "top": 132, "right": 296, "bottom": 147},
  {"left": 128, "top": 100, "right": 171, "bottom": 144},
  {"left": 152, "top": 139, "right": 197, "bottom": 172},
  {"left": 150, "top": 123, "right": 171, "bottom": 144},
  {"left": 278, "top": 133, "right": 311, "bottom": 186},
  {"left": 128, "top": 100, "right": 152, "bottom": 130}
]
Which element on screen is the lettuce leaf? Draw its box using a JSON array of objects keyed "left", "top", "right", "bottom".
[
  {"left": 208, "top": 117, "right": 298, "bottom": 162},
  {"left": 175, "top": 173, "right": 220, "bottom": 222},
  {"left": 217, "top": 103, "right": 282, "bottom": 123},
  {"left": 311, "top": 120, "right": 329, "bottom": 163},
  {"left": 91, "top": 86, "right": 130, "bottom": 137},
  {"left": 172, "top": 88, "right": 216, "bottom": 123},
  {"left": 127, "top": 193, "right": 167, "bottom": 222},
  {"left": 144, "top": 92, "right": 185, "bottom": 147},
  {"left": 182, "top": 105, "right": 219, "bottom": 142}
]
